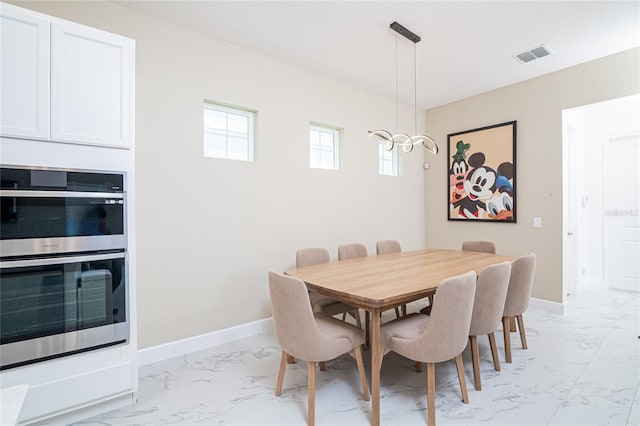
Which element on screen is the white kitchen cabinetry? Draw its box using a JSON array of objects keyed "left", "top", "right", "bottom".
[
  {"left": 1, "top": 4, "right": 137, "bottom": 425},
  {"left": 51, "top": 21, "right": 133, "bottom": 148},
  {"left": 0, "top": 4, "right": 50, "bottom": 139},
  {"left": 0, "top": 3, "right": 134, "bottom": 148}
]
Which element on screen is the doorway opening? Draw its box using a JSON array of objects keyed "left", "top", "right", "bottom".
[{"left": 562, "top": 94, "right": 640, "bottom": 302}]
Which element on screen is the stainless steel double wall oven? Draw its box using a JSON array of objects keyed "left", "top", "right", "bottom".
[{"left": 0, "top": 166, "right": 129, "bottom": 369}]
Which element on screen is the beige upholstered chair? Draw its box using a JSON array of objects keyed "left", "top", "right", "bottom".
[
  {"left": 296, "top": 248, "right": 362, "bottom": 330},
  {"left": 268, "top": 271, "right": 369, "bottom": 426},
  {"left": 338, "top": 243, "right": 368, "bottom": 260},
  {"left": 380, "top": 271, "right": 477, "bottom": 426},
  {"left": 296, "top": 247, "right": 331, "bottom": 268},
  {"left": 502, "top": 253, "right": 537, "bottom": 363},
  {"left": 337, "top": 243, "right": 368, "bottom": 325},
  {"left": 467, "top": 261, "right": 512, "bottom": 390},
  {"left": 376, "top": 240, "right": 405, "bottom": 317},
  {"left": 461, "top": 240, "right": 496, "bottom": 254},
  {"left": 376, "top": 240, "right": 401, "bottom": 255}
]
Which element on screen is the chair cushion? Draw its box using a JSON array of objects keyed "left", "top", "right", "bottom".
[
  {"left": 380, "top": 313, "right": 429, "bottom": 347},
  {"left": 305, "top": 313, "right": 365, "bottom": 361},
  {"left": 315, "top": 314, "right": 364, "bottom": 344}
]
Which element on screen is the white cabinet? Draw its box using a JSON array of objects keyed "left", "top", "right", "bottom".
[
  {"left": 51, "top": 21, "right": 133, "bottom": 148},
  {"left": 0, "top": 3, "right": 134, "bottom": 148},
  {"left": 0, "top": 4, "right": 50, "bottom": 139}
]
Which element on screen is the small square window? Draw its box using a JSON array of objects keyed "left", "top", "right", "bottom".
[
  {"left": 204, "top": 101, "right": 255, "bottom": 161},
  {"left": 379, "top": 142, "right": 398, "bottom": 176},
  {"left": 310, "top": 124, "right": 340, "bottom": 170}
]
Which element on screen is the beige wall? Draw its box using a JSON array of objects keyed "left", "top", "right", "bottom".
[
  {"left": 9, "top": 1, "right": 639, "bottom": 347},
  {"left": 424, "top": 47, "right": 640, "bottom": 303},
  {"left": 14, "top": 1, "right": 428, "bottom": 349}
]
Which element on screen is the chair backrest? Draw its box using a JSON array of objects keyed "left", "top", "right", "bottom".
[
  {"left": 461, "top": 240, "right": 496, "bottom": 254},
  {"left": 376, "top": 240, "right": 401, "bottom": 255},
  {"left": 412, "top": 271, "right": 477, "bottom": 363},
  {"left": 296, "top": 247, "right": 330, "bottom": 267},
  {"left": 469, "top": 261, "right": 512, "bottom": 336},
  {"left": 503, "top": 254, "right": 537, "bottom": 317},
  {"left": 268, "top": 271, "right": 323, "bottom": 360},
  {"left": 338, "top": 243, "right": 368, "bottom": 260}
]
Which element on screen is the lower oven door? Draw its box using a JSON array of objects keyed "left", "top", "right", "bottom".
[{"left": 0, "top": 251, "right": 128, "bottom": 370}]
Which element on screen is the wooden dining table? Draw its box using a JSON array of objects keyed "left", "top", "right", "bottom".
[{"left": 284, "top": 248, "right": 514, "bottom": 426}]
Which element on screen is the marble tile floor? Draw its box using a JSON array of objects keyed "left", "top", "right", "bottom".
[{"left": 75, "top": 288, "right": 639, "bottom": 426}]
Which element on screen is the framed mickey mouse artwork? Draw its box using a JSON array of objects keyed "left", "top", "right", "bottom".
[{"left": 447, "top": 121, "right": 517, "bottom": 223}]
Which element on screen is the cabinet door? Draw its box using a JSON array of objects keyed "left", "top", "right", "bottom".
[
  {"left": 0, "top": 3, "right": 50, "bottom": 139},
  {"left": 51, "top": 22, "right": 133, "bottom": 148}
]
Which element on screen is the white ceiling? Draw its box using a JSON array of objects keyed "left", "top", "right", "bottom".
[{"left": 115, "top": 1, "right": 640, "bottom": 109}]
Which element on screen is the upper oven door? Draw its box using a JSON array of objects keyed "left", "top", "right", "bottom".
[
  {"left": 0, "top": 191, "right": 126, "bottom": 256},
  {"left": 0, "top": 166, "right": 126, "bottom": 257}
]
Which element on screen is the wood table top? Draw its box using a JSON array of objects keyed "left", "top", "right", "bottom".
[{"left": 284, "top": 248, "right": 514, "bottom": 310}]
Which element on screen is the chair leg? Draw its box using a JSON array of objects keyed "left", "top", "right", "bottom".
[
  {"left": 394, "top": 307, "right": 401, "bottom": 318},
  {"left": 341, "top": 312, "right": 347, "bottom": 321},
  {"left": 454, "top": 354, "right": 469, "bottom": 403},
  {"left": 287, "top": 354, "right": 296, "bottom": 364},
  {"left": 426, "top": 362, "right": 436, "bottom": 426},
  {"left": 415, "top": 361, "right": 422, "bottom": 373},
  {"left": 503, "top": 316, "right": 512, "bottom": 363},
  {"left": 353, "top": 346, "right": 370, "bottom": 401},
  {"left": 517, "top": 314, "right": 528, "bottom": 349},
  {"left": 402, "top": 304, "right": 407, "bottom": 316},
  {"left": 427, "top": 294, "right": 434, "bottom": 306},
  {"left": 319, "top": 361, "right": 326, "bottom": 371},
  {"left": 275, "top": 351, "right": 287, "bottom": 396},
  {"left": 469, "top": 336, "right": 481, "bottom": 391},
  {"left": 488, "top": 332, "right": 501, "bottom": 371},
  {"left": 308, "top": 361, "right": 315, "bottom": 426}
]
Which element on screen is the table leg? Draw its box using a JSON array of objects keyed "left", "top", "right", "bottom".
[{"left": 370, "top": 307, "right": 382, "bottom": 426}]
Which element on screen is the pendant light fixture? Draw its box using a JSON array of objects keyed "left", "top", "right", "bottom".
[{"left": 368, "top": 22, "right": 438, "bottom": 155}]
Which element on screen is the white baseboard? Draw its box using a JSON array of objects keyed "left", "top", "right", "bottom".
[
  {"left": 138, "top": 296, "right": 565, "bottom": 367},
  {"left": 137, "top": 317, "right": 273, "bottom": 367},
  {"left": 529, "top": 296, "right": 564, "bottom": 315}
]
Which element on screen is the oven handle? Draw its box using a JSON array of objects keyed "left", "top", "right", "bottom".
[
  {"left": 0, "top": 252, "right": 125, "bottom": 268},
  {"left": 0, "top": 190, "right": 124, "bottom": 199}
]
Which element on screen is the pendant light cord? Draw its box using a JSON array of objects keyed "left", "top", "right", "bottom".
[{"left": 414, "top": 43, "right": 418, "bottom": 136}]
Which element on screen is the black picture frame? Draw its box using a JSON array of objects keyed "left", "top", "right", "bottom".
[{"left": 447, "top": 121, "right": 517, "bottom": 223}]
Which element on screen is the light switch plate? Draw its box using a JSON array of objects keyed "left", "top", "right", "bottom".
[{"left": 533, "top": 217, "right": 542, "bottom": 228}]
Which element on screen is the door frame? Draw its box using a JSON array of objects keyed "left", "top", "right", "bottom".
[{"left": 563, "top": 94, "right": 640, "bottom": 302}]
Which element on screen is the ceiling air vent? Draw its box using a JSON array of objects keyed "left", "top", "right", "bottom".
[{"left": 515, "top": 44, "right": 553, "bottom": 63}]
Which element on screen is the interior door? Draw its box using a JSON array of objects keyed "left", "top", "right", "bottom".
[
  {"left": 565, "top": 122, "right": 580, "bottom": 296},
  {"left": 604, "top": 133, "right": 639, "bottom": 292}
]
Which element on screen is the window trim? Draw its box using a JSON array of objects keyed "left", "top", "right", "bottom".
[
  {"left": 378, "top": 141, "right": 398, "bottom": 176},
  {"left": 203, "top": 100, "right": 256, "bottom": 162},
  {"left": 309, "top": 122, "right": 341, "bottom": 170}
]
